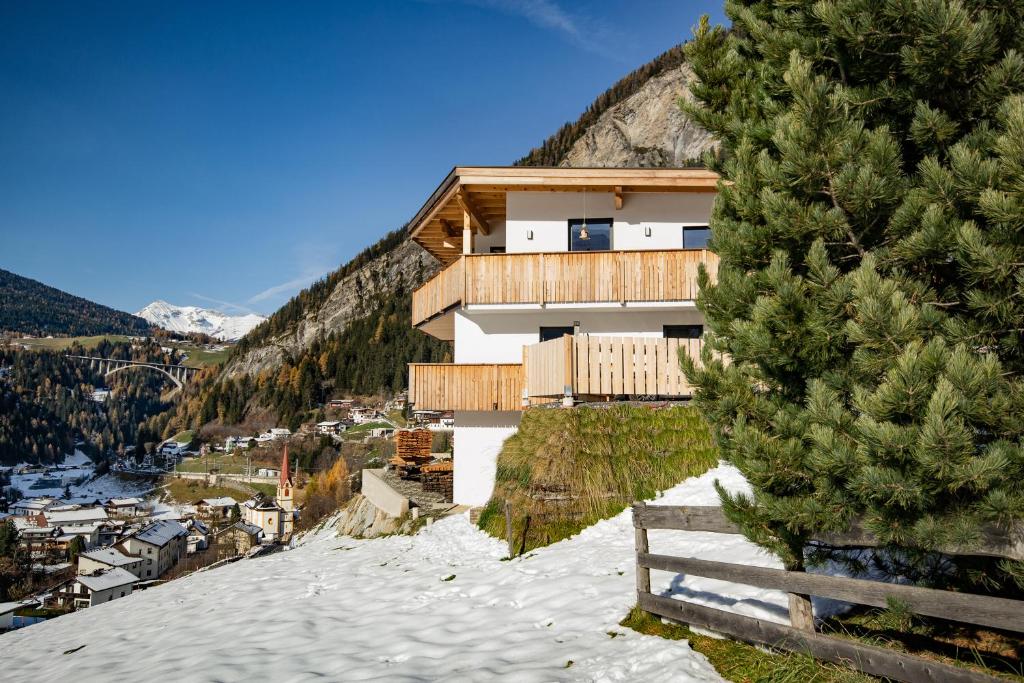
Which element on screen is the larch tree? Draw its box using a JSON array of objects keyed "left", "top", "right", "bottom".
[{"left": 681, "top": 0, "right": 1024, "bottom": 589}]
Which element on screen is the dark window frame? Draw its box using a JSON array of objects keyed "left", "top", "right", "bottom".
[
  {"left": 568, "top": 217, "right": 614, "bottom": 252},
  {"left": 664, "top": 324, "right": 704, "bottom": 339},
  {"left": 682, "top": 224, "right": 711, "bottom": 249},
  {"left": 539, "top": 326, "right": 574, "bottom": 343}
]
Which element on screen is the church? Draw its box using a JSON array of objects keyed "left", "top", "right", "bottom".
[{"left": 243, "top": 445, "right": 297, "bottom": 541}]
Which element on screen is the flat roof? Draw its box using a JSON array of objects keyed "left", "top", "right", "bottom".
[{"left": 408, "top": 166, "right": 720, "bottom": 264}]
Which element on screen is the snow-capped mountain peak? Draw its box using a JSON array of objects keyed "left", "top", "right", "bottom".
[{"left": 136, "top": 300, "right": 265, "bottom": 341}]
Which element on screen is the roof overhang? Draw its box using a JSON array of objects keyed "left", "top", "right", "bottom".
[{"left": 408, "top": 166, "right": 720, "bottom": 264}]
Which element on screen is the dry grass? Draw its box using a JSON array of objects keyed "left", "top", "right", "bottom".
[
  {"left": 620, "top": 605, "right": 876, "bottom": 683},
  {"left": 478, "top": 405, "right": 717, "bottom": 551}
]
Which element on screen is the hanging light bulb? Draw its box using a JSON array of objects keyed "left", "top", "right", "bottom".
[{"left": 579, "top": 188, "right": 590, "bottom": 240}]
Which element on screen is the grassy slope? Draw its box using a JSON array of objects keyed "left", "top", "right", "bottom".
[
  {"left": 478, "top": 405, "right": 717, "bottom": 551},
  {"left": 16, "top": 335, "right": 230, "bottom": 368}
]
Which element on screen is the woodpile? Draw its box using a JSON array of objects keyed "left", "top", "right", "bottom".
[
  {"left": 422, "top": 460, "right": 453, "bottom": 501},
  {"left": 395, "top": 428, "right": 432, "bottom": 458}
]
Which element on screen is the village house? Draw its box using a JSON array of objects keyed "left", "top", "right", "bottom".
[
  {"left": 214, "top": 521, "right": 264, "bottom": 557},
  {"left": 55, "top": 567, "right": 138, "bottom": 609},
  {"left": 369, "top": 427, "right": 396, "bottom": 439},
  {"left": 256, "top": 467, "right": 280, "bottom": 478},
  {"left": 194, "top": 497, "right": 237, "bottom": 520},
  {"left": 13, "top": 517, "right": 61, "bottom": 558},
  {"left": 327, "top": 398, "right": 353, "bottom": 409},
  {"left": 406, "top": 167, "right": 717, "bottom": 506},
  {"left": 77, "top": 546, "right": 145, "bottom": 578},
  {"left": 45, "top": 505, "right": 108, "bottom": 527},
  {"left": 105, "top": 497, "right": 143, "bottom": 517},
  {"left": 315, "top": 420, "right": 345, "bottom": 436},
  {"left": 185, "top": 518, "right": 210, "bottom": 554},
  {"left": 270, "top": 428, "right": 291, "bottom": 440},
  {"left": 243, "top": 448, "right": 296, "bottom": 541},
  {"left": 116, "top": 519, "right": 188, "bottom": 580},
  {"left": 350, "top": 407, "right": 379, "bottom": 424},
  {"left": 10, "top": 496, "right": 57, "bottom": 517}
]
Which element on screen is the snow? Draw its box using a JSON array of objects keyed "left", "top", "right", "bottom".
[
  {"left": 136, "top": 300, "right": 265, "bottom": 341},
  {"left": 10, "top": 452, "right": 154, "bottom": 505},
  {"left": 0, "top": 463, "right": 828, "bottom": 681}
]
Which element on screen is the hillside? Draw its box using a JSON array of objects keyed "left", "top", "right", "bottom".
[
  {"left": 164, "top": 43, "right": 715, "bottom": 433},
  {"left": 0, "top": 268, "right": 151, "bottom": 338}
]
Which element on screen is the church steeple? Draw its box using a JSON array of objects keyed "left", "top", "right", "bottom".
[{"left": 277, "top": 444, "right": 294, "bottom": 513}]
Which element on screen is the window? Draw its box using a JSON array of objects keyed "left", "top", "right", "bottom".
[
  {"left": 664, "top": 325, "right": 704, "bottom": 339},
  {"left": 539, "top": 326, "right": 574, "bottom": 343},
  {"left": 683, "top": 225, "right": 711, "bottom": 249},
  {"left": 489, "top": 246, "right": 506, "bottom": 254},
  {"left": 569, "top": 218, "right": 612, "bottom": 252}
]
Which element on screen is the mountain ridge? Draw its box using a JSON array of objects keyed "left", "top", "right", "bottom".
[
  {"left": 0, "top": 267, "right": 151, "bottom": 338},
  {"left": 136, "top": 300, "right": 266, "bottom": 342}
]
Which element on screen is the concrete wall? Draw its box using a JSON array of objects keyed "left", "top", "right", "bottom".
[
  {"left": 503, "top": 191, "right": 714, "bottom": 254},
  {"left": 361, "top": 469, "right": 410, "bottom": 518},
  {"left": 452, "top": 411, "right": 522, "bottom": 507},
  {"left": 453, "top": 307, "right": 704, "bottom": 364}
]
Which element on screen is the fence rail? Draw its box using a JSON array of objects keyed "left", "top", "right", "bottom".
[
  {"left": 633, "top": 502, "right": 1023, "bottom": 683},
  {"left": 408, "top": 363, "right": 523, "bottom": 412}
]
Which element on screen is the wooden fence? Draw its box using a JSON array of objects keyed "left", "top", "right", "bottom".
[
  {"left": 523, "top": 334, "right": 703, "bottom": 399},
  {"left": 633, "top": 502, "right": 1024, "bottom": 683}
]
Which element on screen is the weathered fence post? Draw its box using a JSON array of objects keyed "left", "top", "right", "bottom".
[
  {"left": 788, "top": 592, "right": 815, "bottom": 632},
  {"left": 504, "top": 501, "right": 514, "bottom": 559},
  {"left": 634, "top": 502, "right": 651, "bottom": 596}
]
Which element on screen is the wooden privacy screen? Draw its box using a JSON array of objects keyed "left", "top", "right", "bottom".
[{"left": 633, "top": 502, "right": 1024, "bottom": 683}]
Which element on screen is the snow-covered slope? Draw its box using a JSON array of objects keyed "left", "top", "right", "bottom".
[
  {"left": 136, "top": 301, "right": 265, "bottom": 341},
  {"left": 0, "top": 464, "right": 824, "bottom": 681}
]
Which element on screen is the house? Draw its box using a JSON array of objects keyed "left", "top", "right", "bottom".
[
  {"left": 214, "top": 521, "right": 264, "bottom": 557},
  {"left": 194, "top": 497, "right": 237, "bottom": 519},
  {"left": 256, "top": 467, "right": 280, "bottom": 478},
  {"left": 185, "top": 519, "right": 210, "bottom": 554},
  {"left": 10, "top": 497, "right": 56, "bottom": 517},
  {"left": 55, "top": 567, "right": 138, "bottom": 609},
  {"left": 54, "top": 523, "right": 102, "bottom": 550},
  {"left": 369, "top": 427, "right": 395, "bottom": 439},
  {"left": 0, "top": 601, "right": 27, "bottom": 631},
  {"left": 270, "top": 428, "right": 291, "bottom": 440},
  {"left": 243, "top": 447, "right": 296, "bottom": 541},
  {"left": 105, "top": 497, "right": 143, "bottom": 517},
  {"left": 45, "top": 505, "right": 109, "bottom": 527},
  {"left": 77, "top": 546, "right": 144, "bottom": 578},
  {"left": 315, "top": 421, "right": 345, "bottom": 436},
  {"left": 14, "top": 517, "right": 61, "bottom": 557},
  {"left": 327, "top": 398, "right": 353, "bottom": 409},
  {"left": 116, "top": 519, "right": 188, "bottom": 580},
  {"left": 350, "top": 407, "right": 379, "bottom": 424},
  {"left": 405, "top": 167, "right": 717, "bottom": 506}
]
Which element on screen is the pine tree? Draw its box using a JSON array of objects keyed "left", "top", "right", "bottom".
[{"left": 682, "top": 1, "right": 1024, "bottom": 588}]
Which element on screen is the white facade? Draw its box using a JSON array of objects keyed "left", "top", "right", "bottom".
[{"left": 452, "top": 412, "right": 522, "bottom": 507}]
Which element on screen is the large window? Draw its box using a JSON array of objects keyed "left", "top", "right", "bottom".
[
  {"left": 569, "top": 218, "right": 612, "bottom": 251},
  {"left": 683, "top": 225, "right": 711, "bottom": 249},
  {"left": 664, "top": 324, "right": 704, "bottom": 339},
  {"left": 539, "top": 326, "right": 574, "bottom": 342}
]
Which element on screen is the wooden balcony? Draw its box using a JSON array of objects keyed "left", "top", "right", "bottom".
[
  {"left": 408, "top": 334, "right": 704, "bottom": 412},
  {"left": 411, "top": 249, "right": 719, "bottom": 329},
  {"left": 408, "top": 363, "right": 524, "bottom": 412}
]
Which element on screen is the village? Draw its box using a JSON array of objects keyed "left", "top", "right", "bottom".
[{"left": 0, "top": 392, "right": 458, "bottom": 633}]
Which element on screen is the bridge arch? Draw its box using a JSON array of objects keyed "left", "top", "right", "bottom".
[{"left": 105, "top": 363, "right": 184, "bottom": 391}]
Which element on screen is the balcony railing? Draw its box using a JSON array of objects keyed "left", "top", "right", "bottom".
[
  {"left": 408, "top": 363, "right": 524, "bottom": 412},
  {"left": 408, "top": 334, "right": 704, "bottom": 412},
  {"left": 411, "top": 249, "right": 718, "bottom": 327}
]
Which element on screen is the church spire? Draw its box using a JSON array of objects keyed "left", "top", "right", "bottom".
[{"left": 280, "top": 444, "right": 291, "bottom": 487}]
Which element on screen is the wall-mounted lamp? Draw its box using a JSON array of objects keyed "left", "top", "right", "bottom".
[
  {"left": 644, "top": 225, "right": 652, "bottom": 237},
  {"left": 527, "top": 229, "right": 534, "bottom": 240}
]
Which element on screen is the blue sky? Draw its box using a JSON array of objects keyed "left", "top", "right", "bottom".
[{"left": 0, "top": 1, "right": 726, "bottom": 316}]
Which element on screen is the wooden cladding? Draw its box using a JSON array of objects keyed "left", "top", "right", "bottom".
[
  {"left": 524, "top": 334, "right": 703, "bottom": 399},
  {"left": 411, "top": 258, "right": 464, "bottom": 326},
  {"left": 408, "top": 363, "right": 523, "bottom": 412},
  {"left": 411, "top": 250, "right": 718, "bottom": 327}
]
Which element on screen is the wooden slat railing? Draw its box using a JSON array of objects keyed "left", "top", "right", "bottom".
[
  {"left": 523, "top": 334, "right": 703, "bottom": 399},
  {"left": 633, "top": 502, "right": 1023, "bottom": 683},
  {"left": 411, "top": 250, "right": 719, "bottom": 326},
  {"left": 408, "top": 363, "right": 523, "bottom": 411},
  {"left": 411, "top": 258, "right": 464, "bottom": 326}
]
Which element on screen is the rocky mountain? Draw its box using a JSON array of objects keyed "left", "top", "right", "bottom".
[
  {"left": 137, "top": 301, "right": 266, "bottom": 342},
  {"left": 0, "top": 267, "right": 151, "bottom": 338},
  {"left": 559, "top": 63, "right": 716, "bottom": 167}
]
